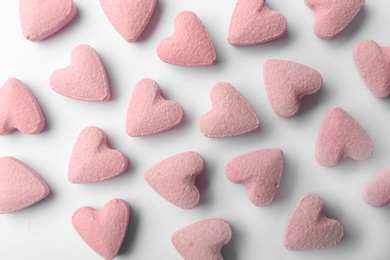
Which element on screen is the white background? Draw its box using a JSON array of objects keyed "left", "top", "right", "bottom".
[{"left": 0, "top": 0, "right": 390, "bottom": 259}]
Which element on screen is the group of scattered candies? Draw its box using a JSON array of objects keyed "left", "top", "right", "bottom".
[{"left": 2, "top": 0, "right": 390, "bottom": 259}]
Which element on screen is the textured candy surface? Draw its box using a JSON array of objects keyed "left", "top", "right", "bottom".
[{"left": 363, "top": 167, "right": 390, "bottom": 207}]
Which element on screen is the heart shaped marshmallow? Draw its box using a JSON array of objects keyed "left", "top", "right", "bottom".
[
  {"left": 228, "top": 0, "right": 287, "bottom": 46},
  {"left": 144, "top": 151, "right": 204, "bottom": 209},
  {"left": 0, "top": 78, "right": 45, "bottom": 135},
  {"left": 315, "top": 107, "right": 373, "bottom": 167},
  {"left": 172, "top": 219, "right": 232, "bottom": 260},
  {"left": 72, "top": 199, "right": 130, "bottom": 259},
  {"left": 363, "top": 167, "right": 390, "bottom": 207},
  {"left": 263, "top": 59, "right": 322, "bottom": 117},
  {"left": 199, "top": 82, "right": 260, "bottom": 138},
  {"left": 99, "top": 0, "right": 156, "bottom": 42},
  {"left": 68, "top": 126, "right": 128, "bottom": 184},
  {"left": 353, "top": 39, "right": 390, "bottom": 98},
  {"left": 305, "top": 0, "right": 365, "bottom": 39},
  {"left": 284, "top": 194, "right": 344, "bottom": 251},
  {"left": 157, "top": 11, "right": 217, "bottom": 66},
  {"left": 50, "top": 44, "right": 111, "bottom": 101},
  {"left": 126, "top": 78, "right": 183, "bottom": 136},
  {"left": 19, "top": 0, "right": 77, "bottom": 41},
  {"left": 225, "top": 148, "right": 284, "bottom": 206},
  {"left": 0, "top": 157, "right": 50, "bottom": 214}
]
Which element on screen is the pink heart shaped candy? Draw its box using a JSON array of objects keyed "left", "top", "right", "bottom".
[{"left": 363, "top": 167, "right": 390, "bottom": 207}]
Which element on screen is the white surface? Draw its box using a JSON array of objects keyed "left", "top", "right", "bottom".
[{"left": 0, "top": 0, "right": 389, "bottom": 259}]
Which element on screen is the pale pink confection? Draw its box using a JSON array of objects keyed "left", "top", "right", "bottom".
[
  {"left": 0, "top": 157, "right": 50, "bottom": 214},
  {"left": 199, "top": 82, "right": 260, "bottom": 138},
  {"left": 284, "top": 194, "right": 344, "bottom": 251},
  {"left": 228, "top": 0, "right": 287, "bottom": 46},
  {"left": 363, "top": 167, "right": 390, "bottom": 207},
  {"left": 0, "top": 78, "right": 45, "bottom": 135},
  {"left": 144, "top": 151, "right": 204, "bottom": 209},
  {"left": 225, "top": 149, "right": 284, "bottom": 206},
  {"left": 19, "top": 0, "right": 77, "bottom": 41},
  {"left": 126, "top": 78, "right": 183, "bottom": 136},
  {"left": 172, "top": 219, "right": 232, "bottom": 260},
  {"left": 99, "top": 0, "right": 156, "bottom": 42},
  {"left": 304, "top": 0, "right": 365, "bottom": 39},
  {"left": 353, "top": 40, "right": 390, "bottom": 98},
  {"left": 263, "top": 59, "right": 322, "bottom": 117},
  {"left": 72, "top": 199, "right": 130, "bottom": 260},
  {"left": 157, "top": 11, "right": 217, "bottom": 66},
  {"left": 50, "top": 44, "right": 111, "bottom": 101},
  {"left": 68, "top": 126, "right": 128, "bottom": 184},
  {"left": 315, "top": 107, "right": 373, "bottom": 167}
]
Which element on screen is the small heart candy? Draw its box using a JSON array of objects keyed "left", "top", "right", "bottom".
[
  {"left": 0, "top": 157, "right": 50, "bottom": 214},
  {"left": 284, "top": 194, "right": 344, "bottom": 251},
  {"left": 144, "top": 151, "right": 204, "bottom": 209},
  {"left": 315, "top": 107, "right": 373, "bottom": 167},
  {"left": 305, "top": 0, "right": 365, "bottom": 39},
  {"left": 363, "top": 167, "right": 390, "bottom": 207},
  {"left": 157, "top": 11, "right": 217, "bottom": 66},
  {"left": 19, "top": 0, "right": 77, "bottom": 41},
  {"left": 72, "top": 199, "right": 130, "bottom": 259},
  {"left": 199, "top": 82, "right": 260, "bottom": 138},
  {"left": 126, "top": 78, "right": 183, "bottom": 136},
  {"left": 68, "top": 126, "right": 128, "bottom": 184},
  {"left": 99, "top": 0, "right": 156, "bottom": 42},
  {"left": 172, "top": 219, "right": 232, "bottom": 260},
  {"left": 228, "top": 0, "right": 287, "bottom": 46},
  {"left": 353, "top": 39, "right": 390, "bottom": 98},
  {"left": 50, "top": 44, "right": 111, "bottom": 101},
  {"left": 225, "top": 148, "right": 284, "bottom": 206},
  {"left": 0, "top": 78, "right": 45, "bottom": 135},
  {"left": 263, "top": 59, "right": 322, "bottom": 117}
]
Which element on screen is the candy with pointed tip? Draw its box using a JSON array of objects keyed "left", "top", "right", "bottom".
[
  {"left": 68, "top": 126, "right": 128, "bottom": 184},
  {"left": 263, "top": 59, "right": 322, "bottom": 117},
  {"left": 126, "top": 78, "right": 183, "bottom": 136},
  {"left": 50, "top": 44, "right": 111, "bottom": 101},
  {"left": 284, "top": 194, "right": 344, "bottom": 251},
  {"left": 363, "top": 167, "right": 390, "bottom": 207},
  {"left": 157, "top": 11, "right": 217, "bottom": 66},
  {"left": 228, "top": 0, "right": 287, "bottom": 46},
  {"left": 172, "top": 219, "right": 232, "bottom": 260}
]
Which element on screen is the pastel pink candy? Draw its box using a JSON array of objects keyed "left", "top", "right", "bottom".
[
  {"left": 199, "top": 82, "right": 260, "bottom": 138},
  {"left": 157, "top": 11, "right": 217, "bottom": 66},
  {"left": 144, "top": 151, "right": 204, "bottom": 209},
  {"left": 363, "top": 167, "right": 390, "bottom": 207},
  {"left": 0, "top": 157, "right": 50, "bottom": 214},
  {"left": 126, "top": 78, "right": 183, "bottom": 136},
  {"left": 99, "top": 0, "right": 156, "bottom": 42},
  {"left": 225, "top": 149, "right": 284, "bottom": 206},
  {"left": 263, "top": 59, "right": 322, "bottom": 117},
  {"left": 72, "top": 199, "right": 130, "bottom": 260},
  {"left": 315, "top": 107, "right": 373, "bottom": 167},
  {"left": 19, "top": 0, "right": 77, "bottom": 41},
  {"left": 353, "top": 40, "right": 390, "bottom": 98},
  {"left": 0, "top": 78, "right": 45, "bottom": 135},
  {"left": 284, "top": 194, "right": 344, "bottom": 251},
  {"left": 228, "top": 0, "right": 287, "bottom": 46},
  {"left": 172, "top": 219, "right": 232, "bottom": 260},
  {"left": 50, "top": 44, "right": 111, "bottom": 101},
  {"left": 68, "top": 126, "right": 128, "bottom": 184},
  {"left": 305, "top": 0, "right": 365, "bottom": 39}
]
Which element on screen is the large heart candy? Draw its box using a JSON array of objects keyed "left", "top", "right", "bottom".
[
  {"left": 0, "top": 78, "right": 45, "bottom": 135},
  {"left": 19, "top": 0, "right": 77, "bottom": 41},
  {"left": 363, "top": 167, "right": 390, "bottom": 207},
  {"left": 157, "top": 11, "right": 217, "bottom": 66},
  {"left": 0, "top": 157, "right": 50, "bottom": 214},
  {"left": 228, "top": 0, "right": 287, "bottom": 46},
  {"left": 126, "top": 78, "right": 183, "bottom": 136},
  {"left": 50, "top": 44, "right": 111, "bottom": 101},
  {"left": 99, "top": 0, "right": 156, "bottom": 42},
  {"left": 72, "top": 199, "right": 130, "bottom": 259},
  {"left": 284, "top": 194, "right": 344, "bottom": 251},
  {"left": 68, "top": 126, "right": 128, "bottom": 184}
]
